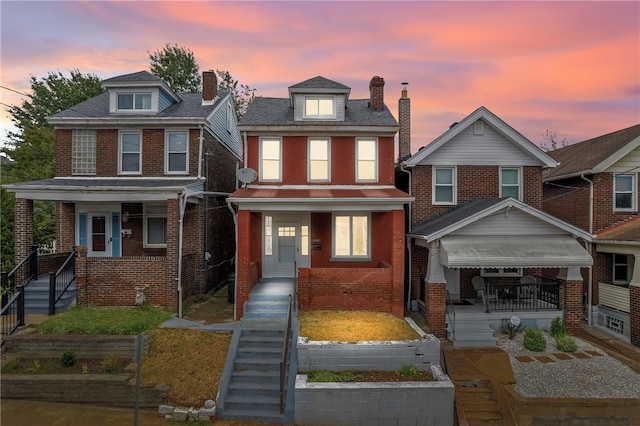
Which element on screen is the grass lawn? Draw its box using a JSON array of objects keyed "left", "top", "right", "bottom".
[{"left": 299, "top": 310, "right": 421, "bottom": 342}]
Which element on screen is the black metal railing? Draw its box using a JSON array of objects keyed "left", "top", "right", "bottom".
[
  {"left": 280, "top": 293, "right": 293, "bottom": 413},
  {"left": 1, "top": 246, "right": 38, "bottom": 305},
  {"left": 485, "top": 278, "right": 560, "bottom": 313},
  {"left": 48, "top": 250, "right": 76, "bottom": 315},
  {"left": 0, "top": 286, "right": 24, "bottom": 346},
  {"left": 445, "top": 290, "right": 455, "bottom": 343}
]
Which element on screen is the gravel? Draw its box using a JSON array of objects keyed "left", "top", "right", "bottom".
[{"left": 496, "top": 331, "right": 640, "bottom": 399}]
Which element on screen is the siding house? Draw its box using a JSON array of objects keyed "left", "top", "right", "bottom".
[
  {"left": 397, "top": 105, "right": 593, "bottom": 344},
  {"left": 228, "top": 76, "right": 412, "bottom": 319},
  {"left": 542, "top": 124, "right": 640, "bottom": 346},
  {"left": 5, "top": 71, "right": 241, "bottom": 313}
]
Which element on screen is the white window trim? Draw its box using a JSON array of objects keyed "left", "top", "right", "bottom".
[
  {"left": 500, "top": 167, "right": 522, "bottom": 200},
  {"left": 303, "top": 95, "right": 336, "bottom": 119},
  {"left": 613, "top": 253, "right": 631, "bottom": 285},
  {"left": 432, "top": 166, "right": 457, "bottom": 205},
  {"left": 118, "top": 130, "right": 142, "bottom": 175},
  {"left": 308, "top": 137, "right": 331, "bottom": 182},
  {"left": 143, "top": 203, "right": 167, "bottom": 248},
  {"left": 331, "top": 213, "right": 371, "bottom": 260},
  {"left": 613, "top": 174, "right": 637, "bottom": 212},
  {"left": 259, "top": 137, "right": 282, "bottom": 182},
  {"left": 165, "top": 130, "right": 189, "bottom": 175},
  {"left": 480, "top": 267, "right": 523, "bottom": 278},
  {"left": 113, "top": 90, "right": 156, "bottom": 112},
  {"left": 355, "top": 138, "right": 378, "bottom": 183}
]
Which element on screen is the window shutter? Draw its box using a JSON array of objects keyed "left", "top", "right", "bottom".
[
  {"left": 111, "top": 212, "right": 121, "bottom": 257},
  {"left": 78, "top": 212, "right": 87, "bottom": 246}
]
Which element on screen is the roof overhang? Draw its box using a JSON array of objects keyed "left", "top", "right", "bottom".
[
  {"left": 438, "top": 235, "right": 593, "bottom": 268},
  {"left": 237, "top": 124, "right": 399, "bottom": 136},
  {"left": 48, "top": 117, "right": 208, "bottom": 128}
]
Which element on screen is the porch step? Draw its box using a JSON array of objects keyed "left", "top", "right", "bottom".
[
  {"left": 455, "top": 379, "right": 504, "bottom": 425},
  {"left": 243, "top": 300, "right": 289, "bottom": 320},
  {"left": 448, "top": 319, "right": 497, "bottom": 347},
  {"left": 23, "top": 276, "right": 76, "bottom": 315}
]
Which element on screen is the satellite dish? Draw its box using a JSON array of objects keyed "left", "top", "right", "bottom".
[{"left": 236, "top": 168, "right": 257, "bottom": 187}]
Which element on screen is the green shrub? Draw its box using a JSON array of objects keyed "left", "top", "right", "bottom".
[
  {"left": 523, "top": 327, "right": 546, "bottom": 352},
  {"left": 307, "top": 370, "right": 354, "bottom": 382},
  {"left": 60, "top": 349, "right": 77, "bottom": 367},
  {"left": 550, "top": 317, "right": 566, "bottom": 338},
  {"left": 398, "top": 364, "right": 420, "bottom": 377},
  {"left": 555, "top": 334, "right": 578, "bottom": 353},
  {"left": 27, "top": 360, "right": 43, "bottom": 373},
  {"left": 100, "top": 356, "right": 121, "bottom": 373}
]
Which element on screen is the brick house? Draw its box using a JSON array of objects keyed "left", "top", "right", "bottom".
[
  {"left": 396, "top": 105, "right": 593, "bottom": 342},
  {"left": 542, "top": 124, "right": 640, "bottom": 346},
  {"left": 227, "top": 76, "right": 412, "bottom": 319},
  {"left": 5, "top": 71, "right": 241, "bottom": 314}
]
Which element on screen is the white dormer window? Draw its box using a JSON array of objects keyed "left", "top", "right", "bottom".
[
  {"left": 117, "top": 92, "right": 152, "bottom": 111},
  {"left": 304, "top": 96, "right": 335, "bottom": 119}
]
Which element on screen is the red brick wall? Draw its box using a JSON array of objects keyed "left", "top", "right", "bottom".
[
  {"left": 14, "top": 198, "right": 33, "bottom": 261},
  {"left": 56, "top": 203, "right": 75, "bottom": 253},
  {"left": 560, "top": 279, "right": 583, "bottom": 332},
  {"left": 425, "top": 282, "right": 446, "bottom": 337},
  {"left": 630, "top": 286, "right": 640, "bottom": 347},
  {"left": 411, "top": 165, "right": 543, "bottom": 226},
  {"left": 297, "top": 264, "right": 400, "bottom": 316}
]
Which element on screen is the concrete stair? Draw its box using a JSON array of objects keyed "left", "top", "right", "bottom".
[
  {"left": 448, "top": 316, "right": 497, "bottom": 347},
  {"left": 24, "top": 275, "right": 76, "bottom": 315},
  {"left": 455, "top": 379, "right": 504, "bottom": 425}
]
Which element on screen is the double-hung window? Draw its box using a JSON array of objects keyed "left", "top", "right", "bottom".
[
  {"left": 304, "top": 96, "right": 335, "bottom": 119},
  {"left": 144, "top": 204, "right": 167, "bottom": 247},
  {"left": 260, "top": 138, "right": 281, "bottom": 181},
  {"left": 72, "top": 130, "right": 96, "bottom": 175},
  {"left": 308, "top": 138, "right": 330, "bottom": 181},
  {"left": 166, "top": 131, "right": 188, "bottom": 174},
  {"left": 614, "top": 174, "right": 636, "bottom": 211},
  {"left": 117, "top": 92, "right": 151, "bottom": 111},
  {"left": 433, "top": 167, "right": 456, "bottom": 204},
  {"left": 613, "top": 254, "right": 631, "bottom": 285},
  {"left": 333, "top": 214, "right": 369, "bottom": 259},
  {"left": 500, "top": 167, "right": 521, "bottom": 200},
  {"left": 119, "top": 131, "right": 142, "bottom": 174},
  {"left": 356, "top": 139, "right": 377, "bottom": 182}
]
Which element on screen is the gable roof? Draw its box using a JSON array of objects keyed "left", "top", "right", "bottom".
[
  {"left": 403, "top": 106, "right": 557, "bottom": 168},
  {"left": 543, "top": 124, "right": 640, "bottom": 181},
  {"left": 408, "top": 197, "right": 592, "bottom": 242},
  {"left": 288, "top": 76, "right": 351, "bottom": 92},
  {"left": 595, "top": 216, "right": 640, "bottom": 243}
]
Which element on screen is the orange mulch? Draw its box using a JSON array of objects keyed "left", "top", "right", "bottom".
[
  {"left": 515, "top": 356, "right": 535, "bottom": 363},
  {"left": 534, "top": 356, "right": 555, "bottom": 363},
  {"left": 572, "top": 352, "right": 591, "bottom": 359},
  {"left": 585, "top": 350, "right": 604, "bottom": 357},
  {"left": 553, "top": 353, "right": 573, "bottom": 360}
]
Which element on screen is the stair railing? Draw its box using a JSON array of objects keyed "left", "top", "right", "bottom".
[
  {"left": 280, "top": 293, "right": 293, "bottom": 413},
  {"left": 445, "top": 290, "right": 455, "bottom": 343},
  {"left": 0, "top": 246, "right": 37, "bottom": 346},
  {"left": 48, "top": 249, "right": 76, "bottom": 315}
]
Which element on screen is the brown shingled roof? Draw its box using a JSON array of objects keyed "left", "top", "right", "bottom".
[{"left": 595, "top": 216, "right": 640, "bottom": 242}]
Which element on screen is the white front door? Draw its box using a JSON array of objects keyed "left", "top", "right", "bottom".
[
  {"left": 274, "top": 223, "right": 298, "bottom": 277},
  {"left": 88, "top": 213, "right": 110, "bottom": 257}
]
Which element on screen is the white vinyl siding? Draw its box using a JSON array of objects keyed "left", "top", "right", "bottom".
[
  {"left": 356, "top": 139, "right": 377, "bottom": 182},
  {"left": 260, "top": 138, "right": 282, "bottom": 182},
  {"left": 433, "top": 167, "right": 456, "bottom": 205},
  {"left": 308, "top": 138, "right": 330, "bottom": 181},
  {"left": 72, "top": 130, "right": 96, "bottom": 175},
  {"left": 119, "top": 131, "right": 142, "bottom": 174}
]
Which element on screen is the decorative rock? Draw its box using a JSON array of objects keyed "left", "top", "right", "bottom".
[
  {"left": 173, "top": 408, "right": 188, "bottom": 422},
  {"left": 158, "top": 405, "right": 174, "bottom": 416},
  {"left": 188, "top": 408, "right": 199, "bottom": 419},
  {"left": 204, "top": 399, "right": 215, "bottom": 409},
  {"left": 199, "top": 407, "right": 216, "bottom": 421}
]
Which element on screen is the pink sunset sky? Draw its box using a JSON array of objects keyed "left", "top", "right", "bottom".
[{"left": 1, "top": 1, "right": 638, "bottom": 153}]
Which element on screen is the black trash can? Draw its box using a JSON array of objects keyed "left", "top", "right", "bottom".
[{"left": 227, "top": 273, "right": 235, "bottom": 303}]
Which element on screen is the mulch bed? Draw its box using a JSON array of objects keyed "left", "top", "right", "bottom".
[
  {"left": 553, "top": 352, "right": 573, "bottom": 360},
  {"left": 572, "top": 352, "right": 591, "bottom": 359},
  {"left": 1, "top": 357, "right": 130, "bottom": 375},
  {"left": 534, "top": 356, "right": 556, "bottom": 363},
  {"left": 351, "top": 370, "right": 435, "bottom": 382}
]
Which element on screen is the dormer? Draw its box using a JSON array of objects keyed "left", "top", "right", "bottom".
[
  {"left": 102, "top": 71, "right": 181, "bottom": 114},
  {"left": 288, "top": 76, "right": 351, "bottom": 122}
]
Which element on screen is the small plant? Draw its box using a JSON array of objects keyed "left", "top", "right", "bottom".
[
  {"left": 550, "top": 317, "right": 566, "bottom": 339},
  {"left": 60, "top": 349, "right": 77, "bottom": 367},
  {"left": 523, "top": 327, "right": 546, "bottom": 352},
  {"left": 555, "top": 334, "right": 578, "bottom": 353},
  {"left": 307, "top": 370, "right": 354, "bottom": 382},
  {"left": 398, "top": 364, "right": 420, "bottom": 377},
  {"left": 26, "top": 360, "right": 42, "bottom": 373},
  {"left": 100, "top": 356, "right": 120, "bottom": 373},
  {"left": 81, "top": 363, "right": 89, "bottom": 374},
  {"left": 193, "top": 294, "right": 210, "bottom": 303}
]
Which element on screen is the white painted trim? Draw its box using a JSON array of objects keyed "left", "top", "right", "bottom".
[
  {"left": 432, "top": 166, "right": 457, "bottom": 205},
  {"left": 118, "top": 129, "right": 142, "bottom": 175},
  {"left": 308, "top": 137, "right": 331, "bottom": 182},
  {"left": 165, "top": 130, "right": 190, "bottom": 175},
  {"left": 259, "top": 136, "right": 282, "bottom": 182},
  {"left": 355, "top": 138, "right": 378, "bottom": 183},
  {"left": 499, "top": 166, "right": 523, "bottom": 200}
]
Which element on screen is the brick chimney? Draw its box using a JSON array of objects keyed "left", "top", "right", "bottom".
[
  {"left": 202, "top": 70, "right": 217, "bottom": 103},
  {"left": 398, "top": 82, "right": 411, "bottom": 161},
  {"left": 369, "top": 76, "right": 385, "bottom": 111}
]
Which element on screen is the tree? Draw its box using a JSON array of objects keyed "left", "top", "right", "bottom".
[
  {"left": 149, "top": 43, "right": 201, "bottom": 93},
  {"left": 215, "top": 69, "right": 256, "bottom": 121},
  {"left": 540, "top": 129, "right": 569, "bottom": 151},
  {"left": 0, "top": 70, "right": 104, "bottom": 269}
]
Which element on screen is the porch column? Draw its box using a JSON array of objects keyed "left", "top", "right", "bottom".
[
  {"left": 391, "top": 209, "right": 405, "bottom": 318},
  {"left": 235, "top": 209, "right": 251, "bottom": 319},
  {"left": 558, "top": 266, "right": 583, "bottom": 332},
  {"left": 166, "top": 198, "right": 179, "bottom": 310},
  {"left": 630, "top": 254, "right": 640, "bottom": 347},
  {"left": 56, "top": 202, "right": 75, "bottom": 252},
  {"left": 425, "top": 242, "right": 447, "bottom": 338},
  {"left": 75, "top": 246, "right": 88, "bottom": 306},
  {"left": 14, "top": 198, "right": 34, "bottom": 262}
]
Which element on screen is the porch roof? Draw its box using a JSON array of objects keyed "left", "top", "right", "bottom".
[
  {"left": 439, "top": 234, "right": 593, "bottom": 268},
  {"left": 228, "top": 186, "right": 413, "bottom": 211}
]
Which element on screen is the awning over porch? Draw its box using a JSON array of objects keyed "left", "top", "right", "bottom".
[{"left": 439, "top": 234, "right": 593, "bottom": 268}]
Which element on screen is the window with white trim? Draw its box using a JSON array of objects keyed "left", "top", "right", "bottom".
[
  {"left": 356, "top": 139, "right": 377, "bottom": 182},
  {"left": 433, "top": 167, "right": 456, "bottom": 204},
  {"left": 304, "top": 96, "right": 335, "bottom": 119},
  {"left": 613, "top": 253, "right": 631, "bottom": 284},
  {"left": 144, "top": 204, "right": 167, "bottom": 247},
  {"left": 166, "top": 131, "right": 188, "bottom": 174},
  {"left": 117, "top": 92, "right": 151, "bottom": 111},
  {"left": 481, "top": 268, "right": 523, "bottom": 277},
  {"left": 301, "top": 225, "right": 309, "bottom": 256},
  {"left": 119, "top": 131, "right": 142, "bottom": 174},
  {"left": 614, "top": 174, "right": 636, "bottom": 211},
  {"left": 264, "top": 215, "right": 273, "bottom": 256},
  {"left": 308, "top": 138, "right": 330, "bottom": 181},
  {"left": 500, "top": 167, "right": 521, "bottom": 200},
  {"left": 72, "top": 130, "right": 96, "bottom": 175},
  {"left": 333, "top": 214, "right": 369, "bottom": 258},
  {"left": 260, "top": 138, "right": 281, "bottom": 181}
]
